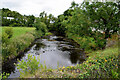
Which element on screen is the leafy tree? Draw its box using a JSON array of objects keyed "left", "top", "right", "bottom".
[
  {"left": 81, "top": 2, "right": 119, "bottom": 39},
  {"left": 34, "top": 18, "right": 48, "bottom": 37},
  {"left": 26, "top": 15, "right": 35, "bottom": 27},
  {"left": 1, "top": 8, "right": 35, "bottom": 27},
  {"left": 66, "top": 8, "right": 91, "bottom": 37}
]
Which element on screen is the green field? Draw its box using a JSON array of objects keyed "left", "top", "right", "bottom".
[
  {"left": 1, "top": 27, "right": 36, "bottom": 61},
  {"left": 1, "top": 27, "right": 35, "bottom": 38}
]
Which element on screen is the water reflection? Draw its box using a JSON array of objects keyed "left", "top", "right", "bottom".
[{"left": 7, "top": 35, "right": 86, "bottom": 78}]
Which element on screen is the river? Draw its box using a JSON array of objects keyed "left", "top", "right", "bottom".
[{"left": 3, "top": 35, "right": 86, "bottom": 78}]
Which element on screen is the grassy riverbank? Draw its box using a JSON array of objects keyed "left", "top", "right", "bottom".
[{"left": 1, "top": 27, "right": 35, "bottom": 61}]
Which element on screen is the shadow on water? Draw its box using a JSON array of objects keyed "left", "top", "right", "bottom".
[
  {"left": 3, "top": 35, "right": 86, "bottom": 78},
  {"left": 34, "top": 42, "right": 46, "bottom": 50}
]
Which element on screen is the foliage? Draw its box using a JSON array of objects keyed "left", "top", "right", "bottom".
[
  {"left": 81, "top": 2, "right": 119, "bottom": 39},
  {"left": 2, "top": 32, "right": 9, "bottom": 44},
  {"left": 34, "top": 18, "right": 48, "bottom": 38},
  {"left": 53, "top": 1, "right": 119, "bottom": 50},
  {"left": 0, "top": 72, "right": 10, "bottom": 80},
  {"left": 13, "top": 33, "right": 35, "bottom": 53},
  {"left": 39, "top": 11, "right": 56, "bottom": 30},
  {"left": 77, "top": 47, "right": 119, "bottom": 78},
  {"left": 2, "top": 27, "right": 35, "bottom": 61},
  {"left": 1, "top": 8, "right": 35, "bottom": 27},
  {"left": 54, "top": 14, "right": 67, "bottom": 36},
  {"left": 4, "top": 27, "right": 13, "bottom": 38},
  {"left": 16, "top": 54, "right": 40, "bottom": 75},
  {"left": 2, "top": 42, "right": 17, "bottom": 60},
  {"left": 45, "top": 32, "right": 53, "bottom": 36},
  {"left": 72, "top": 35, "right": 96, "bottom": 50},
  {"left": 18, "top": 45, "right": 119, "bottom": 78}
]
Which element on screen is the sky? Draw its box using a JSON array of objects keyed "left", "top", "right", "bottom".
[{"left": 1, "top": 0, "right": 84, "bottom": 17}]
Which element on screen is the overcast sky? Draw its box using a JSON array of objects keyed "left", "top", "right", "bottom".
[{"left": 1, "top": 0, "right": 84, "bottom": 17}]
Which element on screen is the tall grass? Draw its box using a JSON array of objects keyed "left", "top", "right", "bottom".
[{"left": 2, "top": 27, "right": 35, "bottom": 61}]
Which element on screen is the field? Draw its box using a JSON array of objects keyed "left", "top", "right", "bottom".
[
  {"left": 1, "top": 27, "right": 35, "bottom": 39},
  {"left": 1, "top": 27, "right": 35, "bottom": 61}
]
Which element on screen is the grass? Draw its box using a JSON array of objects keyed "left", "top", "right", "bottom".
[
  {"left": 1, "top": 27, "right": 35, "bottom": 39},
  {"left": 1, "top": 27, "right": 35, "bottom": 61}
]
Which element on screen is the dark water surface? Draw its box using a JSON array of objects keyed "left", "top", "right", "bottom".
[{"left": 4, "top": 36, "right": 86, "bottom": 78}]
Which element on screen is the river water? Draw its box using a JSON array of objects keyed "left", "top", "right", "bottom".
[{"left": 4, "top": 35, "right": 86, "bottom": 78}]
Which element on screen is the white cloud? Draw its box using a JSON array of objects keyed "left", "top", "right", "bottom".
[{"left": 1, "top": 0, "right": 84, "bottom": 17}]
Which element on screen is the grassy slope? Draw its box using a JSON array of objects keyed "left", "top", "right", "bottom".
[
  {"left": 2, "top": 27, "right": 35, "bottom": 61},
  {"left": 2, "top": 27, "right": 35, "bottom": 38}
]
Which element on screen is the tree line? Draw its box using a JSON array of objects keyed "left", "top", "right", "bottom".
[
  {"left": 53, "top": 1, "right": 119, "bottom": 50},
  {"left": 1, "top": 8, "right": 56, "bottom": 28},
  {"left": 1, "top": 8, "right": 35, "bottom": 27}
]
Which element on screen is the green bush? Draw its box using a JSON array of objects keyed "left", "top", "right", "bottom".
[
  {"left": 4, "top": 27, "right": 13, "bottom": 38},
  {"left": 67, "top": 33, "right": 106, "bottom": 51},
  {"left": 34, "top": 19, "right": 48, "bottom": 38},
  {"left": 16, "top": 54, "right": 40, "bottom": 75},
  {"left": 2, "top": 33, "right": 9, "bottom": 44},
  {"left": 71, "top": 35, "right": 96, "bottom": 50},
  {"left": 2, "top": 43, "right": 17, "bottom": 60},
  {"left": 0, "top": 72, "right": 10, "bottom": 79},
  {"left": 78, "top": 55, "right": 119, "bottom": 78},
  {"left": 45, "top": 32, "right": 53, "bottom": 36},
  {"left": 2, "top": 33, "right": 35, "bottom": 61}
]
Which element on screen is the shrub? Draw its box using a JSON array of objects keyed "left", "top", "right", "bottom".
[
  {"left": 16, "top": 54, "right": 40, "bottom": 75},
  {"left": 78, "top": 55, "right": 119, "bottom": 78},
  {"left": 2, "top": 33, "right": 9, "bottom": 44},
  {"left": 34, "top": 19, "right": 48, "bottom": 38},
  {"left": 2, "top": 43, "right": 17, "bottom": 60},
  {"left": 2, "top": 33, "right": 35, "bottom": 61},
  {"left": 0, "top": 72, "right": 10, "bottom": 79},
  {"left": 45, "top": 32, "right": 53, "bottom": 36},
  {"left": 4, "top": 27, "right": 13, "bottom": 38},
  {"left": 72, "top": 35, "right": 96, "bottom": 50},
  {"left": 77, "top": 47, "right": 119, "bottom": 78}
]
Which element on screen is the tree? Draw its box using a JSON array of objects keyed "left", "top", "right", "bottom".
[
  {"left": 82, "top": 2, "right": 119, "bottom": 39},
  {"left": 34, "top": 17, "right": 48, "bottom": 37},
  {"left": 26, "top": 15, "right": 35, "bottom": 27}
]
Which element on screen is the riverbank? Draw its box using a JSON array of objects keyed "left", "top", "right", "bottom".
[
  {"left": 16, "top": 34, "right": 119, "bottom": 78},
  {"left": 1, "top": 27, "right": 35, "bottom": 62}
]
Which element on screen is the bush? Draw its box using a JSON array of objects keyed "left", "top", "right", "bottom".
[
  {"left": 16, "top": 54, "right": 40, "bottom": 75},
  {"left": 78, "top": 55, "right": 119, "bottom": 78},
  {"left": 2, "top": 43, "right": 17, "bottom": 60},
  {"left": 2, "top": 33, "right": 35, "bottom": 61},
  {"left": 71, "top": 35, "right": 96, "bottom": 51},
  {"left": 0, "top": 72, "right": 10, "bottom": 79},
  {"left": 45, "top": 32, "right": 53, "bottom": 36},
  {"left": 4, "top": 27, "right": 13, "bottom": 38},
  {"left": 2, "top": 33, "right": 9, "bottom": 44},
  {"left": 34, "top": 19, "right": 48, "bottom": 38}
]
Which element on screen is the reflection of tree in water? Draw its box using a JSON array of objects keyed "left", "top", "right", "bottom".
[
  {"left": 69, "top": 50, "right": 80, "bottom": 64},
  {"left": 69, "top": 50, "right": 85, "bottom": 64},
  {"left": 34, "top": 43, "right": 46, "bottom": 50}
]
